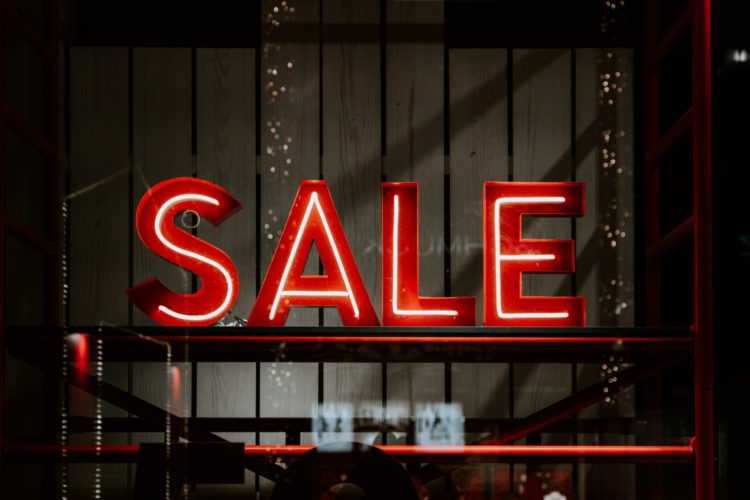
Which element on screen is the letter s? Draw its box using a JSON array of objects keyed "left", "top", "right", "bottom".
[{"left": 126, "top": 177, "right": 241, "bottom": 326}]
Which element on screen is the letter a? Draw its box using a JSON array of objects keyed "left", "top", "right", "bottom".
[{"left": 249, "top": 180, "right": 379, "bottom": 326}]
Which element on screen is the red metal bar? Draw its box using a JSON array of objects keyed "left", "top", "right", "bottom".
[
  {"left": 645, "top": 107, "right": 693, "bottom": 168},
  {"left": 645, "top": 3, "right": 693, "bottom": 74},
  {"left": 1, "top": 102, "right": 57, "bottom": 160},
  {"left": 646, "top": 215, "right": 694, "bottom": 259},
  {"left": 65, "top": 415, "right": 644, "bottom": 435},
  {"left": 2, "top": 214, "right": 57, "bottom": 255},
  {"left": 692, "top": 0, "right": 714, "bottom": 498},
  {"left": 3, "top": 444, "right": 694, "bottom": 463},
  {"left": 2, "top": 0, "right": 56, "bottom": 63}
]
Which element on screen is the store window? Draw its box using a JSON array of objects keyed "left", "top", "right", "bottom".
[{"left": 1, "top": 1, "right": 715, "bottom": 498}]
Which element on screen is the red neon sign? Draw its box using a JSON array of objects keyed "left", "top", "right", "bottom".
[
  {"left": 128, "top": 178, "right": 586, "bottom": 327},
  {"left": 382, "top": 183, "right": 475, "bottom": 326},
  {"left": 483, "top": 182, "right": 585, "bottom": 327},
  {"left": 126, "top": 177, "right": 241, "bottom": 326},
  {"left": 248, "top": 180, "right": 379, "bottom": 326}
]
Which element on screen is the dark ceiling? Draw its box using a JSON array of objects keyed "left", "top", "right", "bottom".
[{"left": 64, "top": 0, "right": 642, "bottom": 48}]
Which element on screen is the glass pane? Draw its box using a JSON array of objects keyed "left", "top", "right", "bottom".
[{"left": 12, "top": 0, "right": 48, "bottom": 35}]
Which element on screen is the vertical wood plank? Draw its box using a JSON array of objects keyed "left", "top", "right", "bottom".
[
  {"left": 512, "top": 363, "right": 572, "bottom": 420},
  {"left": 321, "top": 0, "right": 380, "bottom": 325},
  {"left": 575, "top": 47, "right": 635, "bottom": 500},
  {"left": 449, "top": 48, "right": 507, "bottom": 321},
  {"left": 259, "top": 0, "right": 320, "bottom": 327},
  {"left": 576, "top": 47, "right": 603, "bottom": 329},
  {"left": 451, "top": 363, "right": 510, "bottom": 421},
  {"left": 574, "top": 48, "right": 636, "bottom": 407},
  {"left": 385, "top": 0, "right": 444, "bottom": 297},
  {"left": 258, "top": 2, "right": 321, "bottom": 495},
  {"left": 195, "top": 364, "right": 256, "bottom": 498},
  {"left": 512, "top": 54, "right": 573, "bottom": 429},
  {"left": 512, "top": 48, "right": 573, "bottom": 491},
  {"left": 197, "top": 364, "right": 257, "bottom": 419},
  {"left": 613, "top": 48, "right": 637, "bottom": 500},
  {"left": 195, "top": 48, "right": 257, "bottom": 497},
  {"left": 131, "top": 362, "right": 192, "bottom": 445},
  {"left": 70, "top": 47, "right": 130, "bottom": 327},
  {"left": 259, "top": 362, "right": 318, "bottom": 499},
  {"left": 69, "top": 47, "right": 130, "bottom": 498},
  {"left": 512, "top": 48, "right": 573, "bottom": 421},
  {"left": 384, "top": 0, "right": 445, "bottom": 462},
  {"left": 386, "top": 363, "right": 444, "bottom": 443},
  {"left": 132, "top": 47, "right": 193, "bottom": 324},
  {"left": 613, "top": 50, "right": 634, "bottom": 323},
  {"left": 320, "top": 0, "right": 381, "bottom": 439},
  {"left": 575, "top": 48, "right": 635, "bottom": 328},
  {"left": 196, "top": 48, "right": 256, "bottom": 320},
  {"left": 577, "top": 362, "right": 635, "bottom": 500},
  {"left": 322, "top": 363, "right": 381, "bottom": 444},
  {"left": 512, "top": 48, "right": 572, "bottom": 295},
  {"left": 132, "top": 48, "right": 193, "bottom": 446},
  {"left": 451, "top": 363, "right": 511, "bottom": 497},
  {"left": 449, "top": 48, "right": 509, "bottom": 494}
]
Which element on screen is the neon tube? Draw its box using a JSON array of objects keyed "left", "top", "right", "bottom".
[
  {"left": 269, "top": 192, "right": 359, "bottom": 320},
  {"left": 154, "top": 194, "right": 233, "bottom": 322},
  {"left": 392, "top": 195, "right": 457, "bottom": 317},
  {"left": 494, "top": 197, "right": 568, "bottom": 319}
]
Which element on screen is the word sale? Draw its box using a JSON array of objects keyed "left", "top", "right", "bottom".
[{"left": 126, "top": 178, "right": 585, "bottom": 328}]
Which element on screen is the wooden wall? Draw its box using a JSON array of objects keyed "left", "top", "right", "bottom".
[{"left": 64, "top": 1, "right": 635, "bottom": 498}]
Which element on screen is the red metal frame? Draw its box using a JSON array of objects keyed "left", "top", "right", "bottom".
[
  {"left": 692, "top": 1, "right": 714, "bottom": 498},
  {"left": 644, "top": 0, "right": 714, "bottom": 498},
  {"left": 0, "top": 0, "right": 61, "bottom": 473},
  {"left": 4, "top": 444, "right": 694, "bottom": 463}
]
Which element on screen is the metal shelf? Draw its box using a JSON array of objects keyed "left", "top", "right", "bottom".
[
  {"left": 2, "top": 325, "right": 695, "bottom": 481},
  {"left": 6, "top": 325, "right": 693, "bottom": 363}
]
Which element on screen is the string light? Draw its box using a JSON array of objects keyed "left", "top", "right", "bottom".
[
  {"left": 266, "top": 346, "right": 295, "bottom": 411},
  {"left": 164, "top": 345, "right": 172, "bottom": 500},
  {"left": 264, "top": 1, "right": 297, "bottom": 246},
  {"left": 59, "top": 336, "right": 69, "bottom": 500},
  {"left": 600, "top": 355, "right": 629, "bottom": 405},
  {"left": 60, "top": 198, "right": 70, "bottom": 499},
  {"left": 596, "top": 40, "right": 634, "bottom": 323},
  {"left": 94, "top": 338, "right": 103, "bottom": 499}
]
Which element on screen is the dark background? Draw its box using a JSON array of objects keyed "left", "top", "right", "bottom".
[{"left": 713, "top": 0, "right": 750, "bottom": 498}]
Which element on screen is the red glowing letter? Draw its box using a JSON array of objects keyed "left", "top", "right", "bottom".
[
  {"left": 249, "top": 180, "right": 379, "bottom": 326},
  {"left": 382, "top": 183, "right": 475, "bottom": 326},
  {"left": 483, "top": 182, "right": 585, "bottom": 327},
  {"left": 126, "top": 177, "right": 241, "bottom": 326}
]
